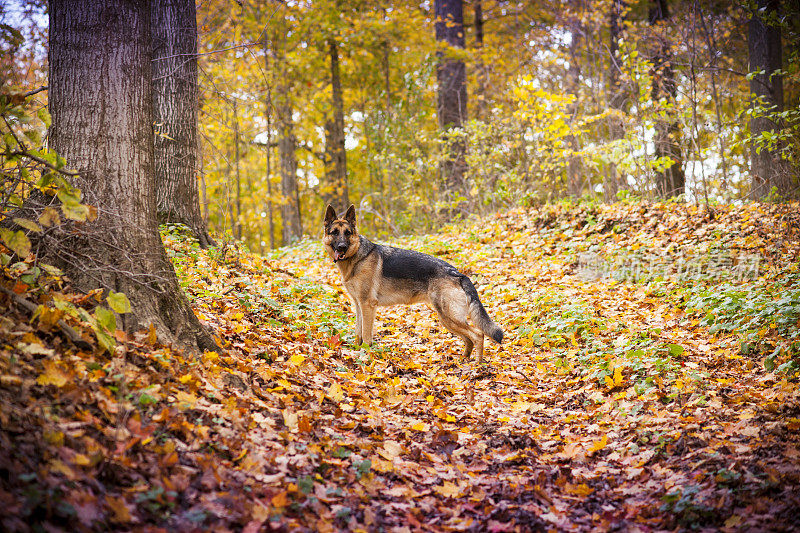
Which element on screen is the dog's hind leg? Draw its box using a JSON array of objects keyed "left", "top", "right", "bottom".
[{"left": 431, "top": 291, "right": 483, "bottom": 362}]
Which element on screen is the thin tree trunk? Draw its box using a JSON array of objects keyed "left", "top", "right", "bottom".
[
  {"left": 650, "top": 0, "right": 685, "bottom": 199},
  {"left": 567, "top": 8, "right": 585, "bottom": 197},
  {"left": 262, "top": 33, "right": 276, "bottom": 250},
  {"left": 605, "top": 0, "right": 625, "bottom": 201},
  {"left": 151, "top": 0, "right": 214, "bottom": 247},
  {"left": 232, "top": 98, "right": 242, "bottom": 240},
  {"left": 694, "top": 6, "right": 730, "bottom": 192},
  {"left": 323, "top": 38, "right": 349, "bottom": 213},
  {"left": 435, "top": 0, "right": 468, "bottom": 202},
  {"left": 748, "top": 0, "right": 793, "bottom": 199},
  {"left": 279, "top": 103, "right": 302, "bottom": 245},
  {"left": 49, "top": 0, "right": 218, "bottom": 352},
  {"left": 474, "top": 0, "right": 486, "bottom": 121}
]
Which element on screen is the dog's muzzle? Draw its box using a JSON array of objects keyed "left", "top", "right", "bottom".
[{"left": 333, "top": 245, "right": 348, "bottom": 262}]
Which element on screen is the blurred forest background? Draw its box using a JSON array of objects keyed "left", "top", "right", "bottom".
[{"left": 2, "top": 0, "right": 799, "bottom": 254}]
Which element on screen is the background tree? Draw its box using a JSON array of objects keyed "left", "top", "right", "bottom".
[
  {"left": 435, "top": 0, "right": 468, "bottom": 202},
  {"left": 649, "top": 0, "right": 685, "bottom": 198},
  {"left": 151, "top": 0, "right": 214, "bottom": 246},
  {"left": 49, "top": 0, "right": 217, "bottom": 351},
  {"left": 323, "top": 37, "right": 350, "bottom": 213},
  {"left": 748, "top": 0, "right": 794, "bottom": 199},
  {"left": 188, "top": 0, "right": 800, "bottom": 247}
]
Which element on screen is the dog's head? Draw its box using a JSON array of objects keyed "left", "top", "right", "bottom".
[{"left": 323, "top": 204, "right": 359, "bottom": 262}]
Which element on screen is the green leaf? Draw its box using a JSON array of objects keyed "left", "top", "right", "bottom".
[
  {"left": 40, "top": 263, "right": 63, "bottom": 277},
  {"left": 61, "top": 202, "right": 90, "bottom": 222},
  {"left": 107, "top": 291, "right": 132, "bottom": 314},
  {"left": 94, "top": 326, "right": 116, "bottom": 354},
  {"left": 667, "top": 344, "right": 685, "bottom": 357},
  {"left": 0, "top": 228, "right": 32, "bottom": 257},
  {"left": 13, "top": 217, "right": 42, "bottom": 233},
  {"left": 94, "top": 306, "right": 116, "bottom": 333},
  {"left": 37, "top": 107, "right": 52, "bottom": 128},
  {"left": 57, "top": 187, "right": 82, "bottom": 206}
]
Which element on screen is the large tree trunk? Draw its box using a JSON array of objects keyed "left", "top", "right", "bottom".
[
  {"left": 748, "top": 0, "right": 794, "bottom": 199},
  {"left": 278, "top": 103, "right": 302, "bottom": 244},
  {"left": 151, "top": 0, "right": 214, "bottom": 247},
  {"left": 49, "top": 0, "right": 218, "bottom": 353},
  {"left": 435, "top": 0, "right": 468, "bottom": 200},
  {"left": 649, "top": 0, "right": 685, "bottom": 199},
  {"left": 323, "top": 38, "right": 349, "bottom": 213}
]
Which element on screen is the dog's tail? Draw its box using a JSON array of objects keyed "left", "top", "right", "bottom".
[{"left": 459, "top": 275, "right": 503, "bottom": 343}]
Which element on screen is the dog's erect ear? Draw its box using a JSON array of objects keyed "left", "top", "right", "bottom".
[
  {"left": 324, "top": 204, "right": 337, "bottom": 227},
  {"left": 344, "top": 204, "right": 356, "bottom": 228}
]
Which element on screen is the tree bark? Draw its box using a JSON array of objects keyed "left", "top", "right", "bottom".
[
  {"left": 49, "top": 0, "right": 219, "bottom": 353},
  {"left": 748, "top": 0, "right": 794, "bottom": 199},
  {"left": 151, "top": 0, "right": 214, "bottom": 247},
  {"left": 567, "top": 10, "right": 585, "bottom": 197},
  {"left": 605, "top": 0, "right": 625, "bottom": 200},
  {"left": 649, "top": 0, "right": 685, "bottom": 199},
  {"left": 278, "top": 103, "right": 302, "bottom": 245},
  {"left": 435, "top": 0, "right": 468, "bottom": 199},
  {"left": 474, "top": 0, "right": 486, "bottom": 121},
  {"left": 262, "top": 35, "right": 276, "bottom": 250},
  {"left": 232, "top": 98, "right": 242, "bottom": 240},
  {"left": 323, "top": 38, "right": 349, "bottom": 213}
]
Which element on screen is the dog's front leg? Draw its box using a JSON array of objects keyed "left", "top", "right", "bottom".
[
  {"left": 360, "top": 298, "right": 378, "bottom": 345},
  {"left": 349, "top": 295, "right": 364, "bottom": 345}
]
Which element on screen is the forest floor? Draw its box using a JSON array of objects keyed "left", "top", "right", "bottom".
[{"left": 2, "top": 201, "right": 800, "bottom": 532}]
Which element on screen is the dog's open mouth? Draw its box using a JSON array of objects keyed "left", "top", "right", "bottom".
[{"left": 333, "top": 250, "right": 344, "bottom": 262}]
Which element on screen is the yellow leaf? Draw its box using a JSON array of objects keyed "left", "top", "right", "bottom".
[
  {"left": 49, "top": 459, "right": 75, "bottom": 478},
  {"left": 589, "top": 434, "right": 608, "bottom": 452},
  {"left": 604, "top": 375, "right": 614, "bottom": 389},
  {"left": 410, "top": 421, "right": 428, "bottom": 432},
  {"left": 724, "top": 516, "right": 742, "bottom": 528},
  {"left": 370, "top": 455, "right": 394, "bottom": 473},
  {"left": 37, "top": 360, "right": 69, "bottom": 387},
  {"left": 282, "top": 409, "right": 298, "bottom": 430},
  {"left": 175, "top": 390, "right": 198, "bottom": 407},
  {"left": 614, "top": 366, "right": 623, "bottom": 386},
  {"left": 378, "top": 440, "right": 403, "bottom": 461},
  {"left": 39, "top": 207, "right": 61, "bottom": 227},
  {"left": 271, "top": 491, "right": 289, "bottom": 508},
  {"left": 105, "top": 495, "right": 132, "bottom": 523},
  {"left": 44, "top": 430, "right": 64, "bottom": 446},
  {"left": 289, "top": 354, "right": 306, "bottom": 366},
  {"left": 327, "top": 382, "right": 345, "bottom": 402},
  {"left": 565, "top": 483, "right": 594, "bottom": 496},
  {"left": 72, "top": 453, "right": 91, "bottom": 466},
  {"left": 433, "top": 481, "right": 461, "bottom": 498}
]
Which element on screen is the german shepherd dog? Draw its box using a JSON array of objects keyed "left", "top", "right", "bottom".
[{"left": 323, "top": 204, "right": 503, "bottom": 363}]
